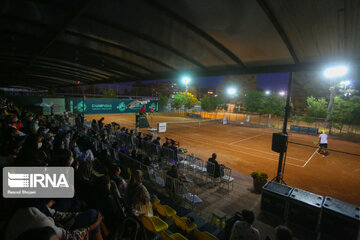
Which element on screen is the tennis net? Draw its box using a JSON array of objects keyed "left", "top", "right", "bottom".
[{"left": 288, "top": 141, "right": 360, "bottom": 157}]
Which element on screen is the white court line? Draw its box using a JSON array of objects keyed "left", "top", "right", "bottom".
[
  {"left": 229, "top": 134, "right": 265, "bottom": 145},
  {"left": 166, "top": 134, "right": 303, "bottom": 167},
  {"left": 302, "top": 149, "right": 318, "bottom": 167},
  {"left": 181, "top": 133, "right": 305, "bottom": 162}
]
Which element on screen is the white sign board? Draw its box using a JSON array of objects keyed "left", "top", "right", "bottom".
[{"left": 157, "top": 122, "right": 167, "bottom": 133}]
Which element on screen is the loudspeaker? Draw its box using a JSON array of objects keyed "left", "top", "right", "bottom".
[
  {"left": 261, "top": 181, "right": 293, "bottom": 218},
  {"left": 320, "top": 197, "right": 360, "bottom": 240},
  {"left": 272, "top": 133, "right": 288, "bottom": 153},
  {"left": 287, "top": 188, "right": 323, "bottom": 232}
]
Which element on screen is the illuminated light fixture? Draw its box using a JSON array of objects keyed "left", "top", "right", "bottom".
[
  {"left": 227, "top": 87, "right": 236, "bottom": 95},
  {"left": 181, "top": 76, "right": 191, "bottom": 85},
  {"left": 279, "top": 91, "right": 286, "bottom": 96},
  {"left": 324, "top": 65, "right": 348, "bottom": 78},
  {"left": 265, "top": 90, "right": 271, "bottom": 95},
  {"left": 208, "top": 91, "right": 214, "bottom": 94}
]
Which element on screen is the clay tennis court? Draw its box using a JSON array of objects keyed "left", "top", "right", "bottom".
[{"left": 86, "top": 113, "right": 360, "bottom": 205}]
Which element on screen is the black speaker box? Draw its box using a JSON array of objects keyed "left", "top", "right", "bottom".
[
  {"left": 287, "top": 188, "right": 323, "bottom": 231},
  {"left": 272, "top": 133, "right": 288, "bottom": 153},
  {"left": 320, "top": 196, "right": 360, "bottom": 240},
  {"left": 261, "top": 181, "right": 293, "bottom": 218}
]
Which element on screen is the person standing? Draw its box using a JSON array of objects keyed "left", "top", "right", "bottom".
[
  {"left": 140, "top": 105, "right": 145, "bottom": 115},
  {"left": 318, "top": 130, "right": 328, "bottom": 157}
]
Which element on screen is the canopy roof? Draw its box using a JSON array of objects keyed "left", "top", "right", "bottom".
[{"left": 1, "top": 0, "right": 360, "bottom": 88}]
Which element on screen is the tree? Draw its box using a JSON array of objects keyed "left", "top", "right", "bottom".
[
  {"left": 331, "top": 96, "right": 360, "bottom": 133},
  {"left": 291, "top": 71, "right": 329, "bottom": 114},
  {"left": 102, "top": 88, "right": 116, "bottom": 98},
  {"left": 244, "top": 90, "right": 264, "bottom": 112},
  {"left": 170, "top": 92, "right": 200, "bottom": 110},
  {"left": 306, "top": 96, "right": 328, "bottom": 118},
  {"left": 262, "top": 94, "right": 287, "bottom": 117},
  {"left": 158, "top": 93, "right": 168, "bottom": 110},
  {"left": 201, "top": 96, "right": 218, "bottom": 111}
]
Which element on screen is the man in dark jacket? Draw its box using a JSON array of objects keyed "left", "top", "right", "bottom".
[{"left": 207, "top": 153, "right": 220, "bottom": 178}]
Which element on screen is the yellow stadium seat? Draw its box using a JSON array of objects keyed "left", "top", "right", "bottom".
[
  {"left": 172, "top": 214, "right": 197, "bottom": 233},
  {"left": 141, "top": 215, "right": 168, "bottom": 234},
  {"left": 194, "top": 229, "right": 218, "bottom": 240},
  {"left": 153, "top": 200, "right": 176, "bottom": 219},
  {"left": 161, "top": 231, "right": 188, "bottom": 240}
]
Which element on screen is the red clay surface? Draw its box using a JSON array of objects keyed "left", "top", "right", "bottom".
[{"left": 86, "top": 113, "right": 360, "bottom": 205}]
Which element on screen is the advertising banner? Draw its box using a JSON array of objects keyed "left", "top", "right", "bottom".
[{"left": 68, "top": 98, "right": 158, "bottom": 114}]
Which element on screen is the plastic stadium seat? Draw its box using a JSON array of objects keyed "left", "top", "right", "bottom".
[
  {"left": 161, "top": 231, "right": 188, "bottom": 240},
  {"left": 172, "top": 214, "right": 197, "bottom": 233},
  {"left": 141, "top": 215, "right": 168, "bottom": 234},
  {"left": 153, "top": 200, "right": 177, "bottom": 219},
  {"left": 193, "top": 229, "right": 218, "bottom": 240}
]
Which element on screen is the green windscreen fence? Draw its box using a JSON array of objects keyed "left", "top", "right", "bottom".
[{"left": 67, "top": 98, "right": 158, "bottom": 114}]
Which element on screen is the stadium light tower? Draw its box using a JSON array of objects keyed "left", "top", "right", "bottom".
[
  {"left": 323, "top": 65, "right": 348, "bottom": 78},
  {"left": 181, "top": 76, "right": 191, "bottom": 96},
  {"left": 227, "top": 87, "right": 236, "bottom": 96},
  {"left": 323, "top": 65, "right": 349, "bottom": 134}
]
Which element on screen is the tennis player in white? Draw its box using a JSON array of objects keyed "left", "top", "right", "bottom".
[{"left": 318, "top": 130, "right": 328, "bottom": 157}]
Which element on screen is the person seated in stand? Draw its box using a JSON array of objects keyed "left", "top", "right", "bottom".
[
  {"left": 125, "top": 170, "right": 153, "bottom": 217},
  {"left": 143, "top": 156, "right": 153, "bottom": 166},
  {"left": 91, "top": 120, "right": 99, "bottom": 132},
  {"left": 152, "top": 137, "right": 161, "bottom": 146},
  {"left": 162, "top": 138, "right": 171, "bottom": 148},
  {"left": 6, "top": 199, "right": 103, "bottom": 240},
  {"left": 109, "top": 164, "right": 127, "bottom": 195},
  {"left": 207, "top": 153, "right": 221, "bottom": 178},
  {"left": 225, "top": 211, "right": 243, "bottom": 240},
  {"left": 230, "top": 210, "right": 260, "bottom": 240},
  {"left": 90, "top": 176, "right": 126, "bottom": 237},
  {"left": 97, "top": 118, "right": 105, "bottom": 129},
  {"left": 16, "top": 226, "right": 59, "bottom": 240},
  {"left": 166, "top": 165, "right": 179, "bottom": 179}
]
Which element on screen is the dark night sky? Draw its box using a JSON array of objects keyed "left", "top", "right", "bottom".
[
  {"left": 154, "top": 73, "right": 290, "bottom": 91},
  {"left": 93, "top": 73, "right": 290, "bottom": 92}
]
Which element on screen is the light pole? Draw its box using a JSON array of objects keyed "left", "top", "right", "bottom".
[
  {"left": 323, "top": 65, "right": 348, "bottom": 134},
  {"left": 227, "top": 87, "right": 237, "bottom": 121},
  {"left": 181, "top": 76, "right": 191, "bottom": 113}
]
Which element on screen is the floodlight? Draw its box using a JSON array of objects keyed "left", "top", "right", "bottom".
[
  {"left": 324, "top": 65, "right": 348, "bottom": 78},
  {"left": 227, "top": 87, "right": 236, "bottom": 95},
  {"left": 265, "top": 90, "right": 271, "bottom": 95},
  {"left": 181, "top": 76, "right": 191, "bottom": 85},
  {"left": 279, "top": 91, "right": 286, "bottom": 96}
]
